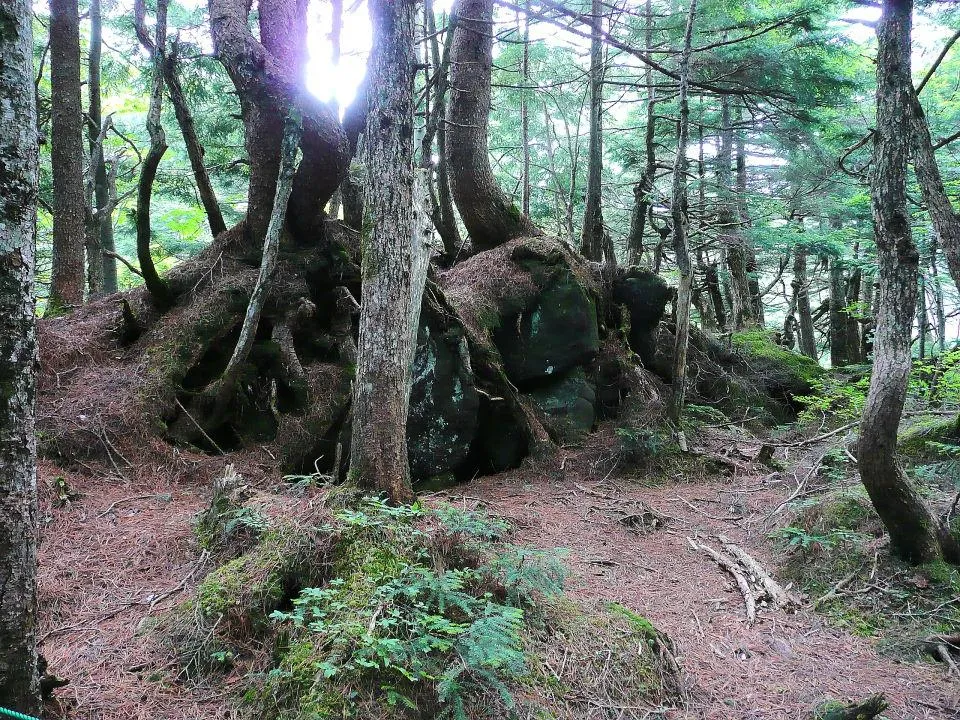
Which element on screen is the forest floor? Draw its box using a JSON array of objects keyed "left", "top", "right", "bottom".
[{"left": 35, "top": 421, "right": 960, "bottom": 720}]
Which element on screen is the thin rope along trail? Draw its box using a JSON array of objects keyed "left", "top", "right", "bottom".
[{"left": 0, "top": 707, "right": 42, "bottom": 720}]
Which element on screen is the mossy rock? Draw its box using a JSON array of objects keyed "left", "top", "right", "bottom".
[
  {"left": 526, "top": 367, "right": 596, "bottom": 442},
  {"left": 407, "top": 317, "right": 479, "bottom": 481},
  {"left": 493, "top": 268, "right": 600, "bottom": 385},
  {"left": 612, "top": 269, "right": 672, "bottom": 368}
]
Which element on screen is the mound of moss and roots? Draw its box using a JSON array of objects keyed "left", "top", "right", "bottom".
[
  {"left": 776, "top": 483, "right": 960, "bottom": 662},
  {"left": 155, "top": 495, "right": 680, "bottom": 719}
]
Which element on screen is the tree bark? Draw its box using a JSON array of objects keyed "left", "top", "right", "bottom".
[
  {"left": 163, "top": 43, "right": 227, "bottom": 239},
  {"left": 447, "top": 0, "right": 539, "bottom": 251},
  {"left": 829, "top": 255, "right": 853, "bottom": 366},
  {"left": 421, "top": 2, "right": 462, "bottom": 257},
  {"left": 580, "top": 0, "right": 608, "bottom": 263},
  {"left": 859, "top": 0, "right": 959, "bottom": 565},
  {"left": 626, "top": 0, "right": 655, "bottom": 266},
  {"left": 207, "top": 0, "right": 349, "bottom": 249},
  {"left": 87, "top": 0, "right": 115, "bottom": 297},
  {"left": 135, "top": 0, "right": 173, "bottom": 309},
  {"left": 793, "top": 242, "right": 818, "bottom": 359},
  {"left": 0, "top": 0, "right": 41, "bottom": 709},
  {"left": 351, "top": 0, "right": 427, "bottom": 503},
  {"left": 48, "top": 0, "right": 86, "bottom": 313},
  {"left": 668, "top": 0, "right": 697, "bottom": 425}
]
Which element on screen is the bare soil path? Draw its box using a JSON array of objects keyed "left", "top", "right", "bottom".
[
  {"left": 432, "top": 432, "right": 960, "bottom": 720},
  {"left": 34, "top": 427, "right": 959, "bottom": 719}
]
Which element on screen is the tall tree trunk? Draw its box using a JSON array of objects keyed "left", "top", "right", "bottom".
[
  {"left": 845, "top": 242, "right": 863, "bottom": 362},
  {"left": 447, "top": 0, "right": 538, "bottom": 251},
  {"left": 735, "top": 113, "right": 763, "bottom": 326},
  {"left": 351, "top": 0, "right": 427, "bottom": 503},
  {"left": 421, "top": 2, "right": 462, "bottom": 257},
  {"left": 720, "top": 95, "right": 754, "bottom": 330},
  {"left": 87, "top": 0, "right": 115, "bottom": 297},
  {"left": 163, "top": 43, "right": 227, "bottom": 239},
  {"left": 48, "top": 0, "right": 86, "bottom": 313},
  {"left": 829, "top": 255, "right": 852, "bottom": 366},
  {"left": 668, "top": 0, "right": 697, "bottom": 426},
  {"left": 0, "top": 0, "right": 41, "bottom": 709},
  {"left": 580, "top": 0, "right": 607, "bottom": 262},
  {"left": 793, "top": 242, "right": 818, "bottom": 359},
  {"left": 626, "top": 0, "right": 655, "bottom": 266},
  {"left": 520, "top": 1, "right": 531, "bottom": 218},
  {"left": 859, "top": 0, "right": 959, "bottom": 565}
]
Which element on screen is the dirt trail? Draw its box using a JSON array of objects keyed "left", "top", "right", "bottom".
[
  {"left": 432, "top": 438, "right": 960, "bottom": 720},
  {"left": 35, "top": 429, "right": 960, "bottom": 719}
]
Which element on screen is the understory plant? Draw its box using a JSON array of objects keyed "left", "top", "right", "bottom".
[{"left": 253, "top": 498, "right": 568, "bottom": 719}]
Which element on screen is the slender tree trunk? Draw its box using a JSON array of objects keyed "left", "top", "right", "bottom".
[
  {"left": 0, "top": 1, "right": 41, "bottom": 708},
  {"left": 135, "top": 0, "right": 173, "bottom": 308},
  {"left": 846, "top": 242, "right": 863, "bottom": 362},
  {"left": 929, "top": 235, "right": 946, "bottom": 353},
  {"left": 736, "top": 113, "right": 763, "bottom": 326},
  {"left": 793, "top": 242, "right": 818, "bottom": 359},
  {"left": 627, "top": 0, "right": 655, "bottom": 266},
  {"left": 720, "top": 95, "right": 754, "bottom": 330},
  {"left": 917, "top": 268, "right": 927, "bottom": 359},
  {"left": 520, "top": 1, "right": 531, "bottom": 217},
  {"left": 447, "top": 0, "right": 538, "bottom": 250},
  {"left": 48, "top": 0, "right": 86, "bottom": 313},
  {"left": 859, "top": 0, "right": 959, "bottom": 565},
  {"left": 163, "top": 43, "right": 227, "bottom": 239},
  {"left": 351, "top": 0, "right": 427, "bottom": 503},
  {"left": 909, "top": 87, "right": 960, "bottom": 292},
  {"left": 421, "top": 2, "right": 462, "bottom": 257},
  {"left": 216, "top": 116, "right": 301, "bottom": 412},
  {"left": 87, "top": 0, "right": 115, "bottom": 297},
  {"left": 704, "top": 258, "right": 726, "bottom": 331},
  {"left": 580, "top": 0, "right": 606, "bottom": 262},
  {"left": 668, "top": 0, "right": 697, "bottom": 426}
]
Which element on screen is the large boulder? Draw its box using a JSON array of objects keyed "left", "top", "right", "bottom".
[
  {"left": 407, "top": 317, "right": 480, "bottom": 481},
  {"left": 527, "top": 367, "right": 597, "bottom": 441},
  {"left": 612, "top": 269, "right": 672, "bottom": 367},
  {"left": 493, "top": 267, "right": 600, "bottom": 386}
]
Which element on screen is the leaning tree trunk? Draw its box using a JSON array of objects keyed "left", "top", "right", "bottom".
[
  {"left": 48, "top": 0, "right": 87, "bottom": 314},
  {"left": 350, "top": 0, "right": 429, "bottom": 504},
  {"left": 163, "top": 43, "right": 227, "bottom": 239},
  {"left": 909, "top": 88, "right": 960, "bottom": 293},
  {"left": 859, "top": 0, "right": 959, "bottom": 565},
  {"left": 668, "top": 0, "right": 697, "bottom": 427},
  {"left": 447, "top": 0, "right": 539, "bottom": 251},
  {"left": 0, "top": 0, "right": 41, "bottom": 709},
  {"left": 135, "top": 0, "right": 174, "bottom": 309}
]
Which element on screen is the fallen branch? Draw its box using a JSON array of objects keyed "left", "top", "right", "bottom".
[
  {"left": 688, "top": 537, "right": 756, "bottom": 624},
  {"left": 717, "top": 534, "right": 800, "bottom": 609},
  {"left": 97, "top": 492, "right": 172, "bottom": 518}
]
